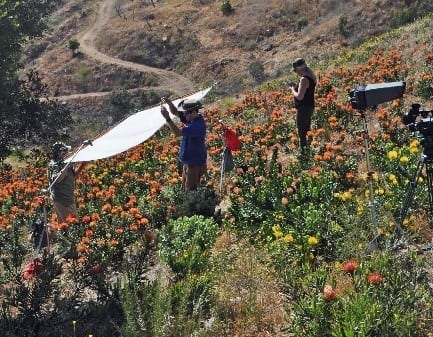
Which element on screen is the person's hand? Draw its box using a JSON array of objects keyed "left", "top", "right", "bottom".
[
  {"left": 161, "top": 96, "right": 173, "bottom": 105},
  {"left": 161, "top": 105, "right": 170, "bottom": 121}
]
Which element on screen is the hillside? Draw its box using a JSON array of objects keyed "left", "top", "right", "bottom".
[
  {"left": 22, "top": 0, "right": 433, "bottom": 145},
  {"left": 27, "top": 0, "right": 430, "bottom": 99}
]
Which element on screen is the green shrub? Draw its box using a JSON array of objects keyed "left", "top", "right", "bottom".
[
  {"left": 297, "top": 16, "right": 308, "bottom": 30},
  {"left": 74, "top": 65, "right": 91, "bottom": 90},
  {"left": 248, "top": 61, "right": 265, "bottom": 83},
  {"left": 338, "top": 16, "right": 349, "bottom": 37},
  {"left": 158, "top": 215, "right": 219, "bottom": 278},
  {"left": 221, "top": 0, "right": 233, "bottom": 16}
]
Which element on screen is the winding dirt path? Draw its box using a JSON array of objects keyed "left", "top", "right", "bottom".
[{"left": 57, "top": 0, "right": 196, "bottom": 100}]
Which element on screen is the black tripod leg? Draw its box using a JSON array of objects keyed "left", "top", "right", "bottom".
[
  {"left": 425, "top": 163, "right": 433, "bottom": 216},
  {"left": 394, "top": 157, "right": 424, "bottom": 237},
  {"left": 421, "top": 162, "right": 433, "bottom": 251}
]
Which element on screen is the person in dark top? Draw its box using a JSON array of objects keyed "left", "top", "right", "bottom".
[
  {"left": 47, "top": 142, "right": 86, "bottom": 223},
  {"left": 161, "top": 96, "right": 207, "bottom": 191},
  {"left": 289, "top": 58, "right": 317, "bottom": 150}
]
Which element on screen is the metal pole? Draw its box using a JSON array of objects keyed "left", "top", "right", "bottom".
[{"left": 360, "top": 111, "right": 380, "bottom": 253}]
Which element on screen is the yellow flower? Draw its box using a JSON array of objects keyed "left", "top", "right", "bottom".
[
  {"left": 388, "top": 150, "right": 398, "bottom": 160},
  {"left": 375, "top": 188, "right": 384, "bottom": 195},
  {"left": 409, "top": 146, "right": 419, "bottom": 154},
  {"left": 410, "top": 139, "right": 420, "bottom": 148},
  {"left": 308, "top": 236, "right": 319, "bottom": 246},
  {"left": 284, "top": 234, "right": 294, "bottom": 243},
  {"left": 341, "top": 191, "right": 352, "bottom": 201},
  {"left": 274, "top": 231, "right": 283, "bottom": 238},
  {"left": 400, "top": 156, "right": 409, "bottom": 164},
  {"left": 388, "top": 174, "right": 399, "bottom": 185},
  {"left": 272, "top": 225, "right": 283, "bottom": 239},
  {"left": 417, "top": 176, "right": 424, "bottom": 184}
]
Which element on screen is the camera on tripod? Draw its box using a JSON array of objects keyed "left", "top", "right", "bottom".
[
  {"left": 402, "top": 103, "right": 433, "bottom": 156},
  {"left": 349, "top": 81, "right": 406, "bottom": 110}
]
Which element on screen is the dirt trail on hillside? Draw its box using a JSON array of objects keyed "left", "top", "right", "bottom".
[{"left": 59, "top": 0, "right": 195, "bottom": 100}]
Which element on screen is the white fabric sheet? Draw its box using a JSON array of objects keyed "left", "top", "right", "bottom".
[{"left": 67, "top": 86, "right": 213, "bottom": 163}]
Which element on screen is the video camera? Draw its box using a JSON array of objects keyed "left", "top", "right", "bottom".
[
  {"left": 402, "top": 103, "right": 433, "bottom": 156},
  {"left": 349, "top": 81, "right": 406, "bottom": 110}
]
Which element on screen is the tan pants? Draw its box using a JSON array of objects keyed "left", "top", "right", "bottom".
[{"left": 182, "top": 164, "right": 206, "bottom": 191}]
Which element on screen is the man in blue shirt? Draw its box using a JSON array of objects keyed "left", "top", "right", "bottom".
[{"left": 161, "top": 97, "right": 207, "bottom": 191}]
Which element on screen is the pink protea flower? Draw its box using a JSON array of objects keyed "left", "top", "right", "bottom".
[
  {"left": 342, "top": 259, "right": 358, "bottom": 274},
  {"left": 323, "top": 284, "right": 336, "bottom": 301}
]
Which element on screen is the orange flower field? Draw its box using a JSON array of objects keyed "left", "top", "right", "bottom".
[{"left": 2, "top": 34, "right": 433, "bottom": 337}]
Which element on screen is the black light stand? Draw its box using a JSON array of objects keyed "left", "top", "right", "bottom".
[
  {"left": 358, "top": 110, "right": 382, "bottom": 253},
  {"left": 30, "top": 195, "right": 50, "bottom": 259},
  {"left": 349, "top": 81, "right": 406, "bottom": 253}
]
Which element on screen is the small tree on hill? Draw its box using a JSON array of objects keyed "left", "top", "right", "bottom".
[
  {"left": 221, "top": 0, "right": 234, "bottom": 15},
  {"left": 68, "top": 39, "right": 80, "bottom": 57}
]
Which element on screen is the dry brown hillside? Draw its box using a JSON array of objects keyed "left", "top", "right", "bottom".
[{"left": 25, "top": 0, "right": 429, "bottom": 101}]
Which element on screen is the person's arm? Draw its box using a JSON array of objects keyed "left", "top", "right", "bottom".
[
  {"left": 291, "top": 77, "right": 309, "bottom": 100},
  {"left": 161, "top": 96, "right": 181, "bottom": 118},
  {"left": 161, "top": 106, "right": 182, "bottom": 137}
]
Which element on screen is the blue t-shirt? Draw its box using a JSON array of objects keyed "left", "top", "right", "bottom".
[{"left": 179, "top": 114, "right": 207, "bottom": 166}]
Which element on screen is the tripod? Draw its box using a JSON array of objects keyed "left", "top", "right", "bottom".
[{"left": 392, "top": 151, "right": 433, "bottom": 248}]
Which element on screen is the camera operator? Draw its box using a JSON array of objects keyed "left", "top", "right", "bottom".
[
  {"left": 161, "top": 96, "right": 207, "bottom": 191},
  {"left": 47, "top": 142, "right": 86, "bottom": 223},
  {"left": 288, "top": 58, "right": 317, "bottom": 152}
]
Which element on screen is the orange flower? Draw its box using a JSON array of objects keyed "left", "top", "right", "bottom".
[
  {"left": 109, "top": 239, "right": 119, "bottom": 247},
  {"left": 368, "top": 272, "right": 383, "bottom": 285},
  {"left": 91, "top": 212, "right": 101, "bottom": 221},
  {"left": 76, "top": 243, "right": 88, "bottom": 254},
  {"left": 58, "top": 222, "right": 69, "bottom": 231},
  {"left": 101, "top": 203, "right": 112, "bottom": 212},
  {"left": 129, "top": 208, "right": 140, "bottom": 216}
]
